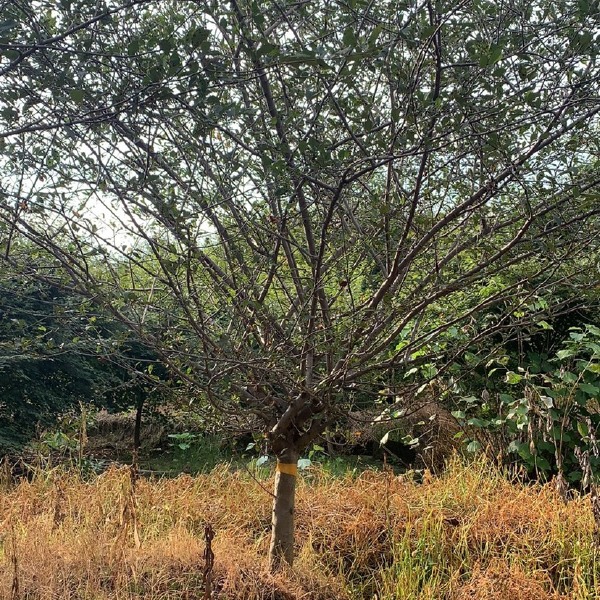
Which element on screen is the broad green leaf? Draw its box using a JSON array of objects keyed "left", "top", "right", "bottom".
[
  {"left": 159, "top": 38, "right": 174, "bottom": 53},
  {"left": 577, "top": 421, "right": 589, "bottom": 438},
  {"left": 256, "top": 42, "right": 280, "bottom": 57},
  {"left": 462, "top": 396, "right": 479, "bottom": 405},
  {"left": 505, "top": 371, "right": 523, "bottom": 384},
  {"left": 467, "top": 418, "right": 490, "bottom": 428},
  {"left": 466, "top": 440, "right": 482, "bottom": 453},
  {"left": 127, "top": 39, "right": 140, "bottom": 55},
  {"left": 535, "top": 456, "right": 551, "bottom": 472},
  {"left": 343, "top": 26, "right": 356, "bottom": 47},
  {"left": 0, "top": 19, "right": 17, "bottom": 35},
  {"left": 580, "top": 382, "right": 599, "bottom": 395},
  {"left": 368, "top": 24, "right": 383, "bottom": 46},
  {"left": 585, "top": 342, "right": 600, "bottom": 354},
  {"left": 586, "top": 325, "right": 600, "bottom": 337},
  {"left": 479, "top": 43, "right": 503, "bottom": 67},
  {"left": 507, "top": 440, "right": 521, "bottom": 453},
  {"left": 189, "top": 26, "right": 210, "bottom": 47},
  {"left": 69, "top": 89, "right": 85, "bottom": 104},
  {"left": 1, "top": 107, "right": 18, "bottom": 120},
  {"left": 556, "top": 349, "right": 576, "bottom": 360}
]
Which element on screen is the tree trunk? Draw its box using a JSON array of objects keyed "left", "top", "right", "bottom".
[
  {"left": 268, "top": 447, "right": 299, "bottom": 571},
  {"left": 134, "top": 394, "right": 144, "bottom": 456}
]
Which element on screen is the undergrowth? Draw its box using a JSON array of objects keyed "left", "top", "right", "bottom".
[{"left": 0, "top": 457, "right": 598, "bottom": 599}]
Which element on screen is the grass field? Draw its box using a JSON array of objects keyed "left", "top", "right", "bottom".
[{"left": 0, "top": 457, "right": 598, "bottom": 599}]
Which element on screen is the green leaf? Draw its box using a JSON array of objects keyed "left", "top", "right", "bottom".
[
  {"left": 507, "top": 440, "right": 521, "bottom": 453},
  {"left": 149, "top": 65, "right": 163, "bottom": 82},
  {"left": 298, "top": 458, "right": 312, "bottom": 470},
  {"left": 127, "top": 39, "right": 140, "bottom": 56},
  {"left": 462, "top": 396, "right": 480, "bottom": 405},
  {"left": 403, "top": 367, "right": 418, "bottom": 377},
  {"left": 3, "top": 49, "right": 18, "bottom": 61},
  {"left": 577, "top": 421, "right": 589, "bottom": 438},
  {"left": 189, "top": 26, "right": 210, "bottom": 47},
  {"left": 479, "top": 43, "right": 502, "bottom": 67},
  {"left": 464, "top": 352, "right": 480, "bottom": 365},
  {"left": 578, "top": 0, "right": 591, "bottom": 19},
  {"left": 0, "top": 19, "right": 17, "bottom": 35},
  {"left": 535, "top": 456, "right": 551, "bottom": 472},
  {"left": 466, "top": 440, "right": 482, "bottom": 453},
  {"left": 467, "top": 418, "right": 490, "bottom": 428},
  {"left": 505, "top": 371, "right": 523, "bottom": 385},
  {"left": 516, "top": 442, "right": 533, "bottom": 461},
  {"left": 368, "top": 24, "right": 383, "bottom": 46},
  {"left": 560, "top": 371, "right": 577, "bottom": 383},
  {"left": 1, "top": 107, "right": 18, "bottom": 120},
  {"left": 580, "top": 382, "right": 599, "bottom": 395},
  {"left": 279, "top": 52, "right": 329, "bottom": 69},
  {"left": 556, "top": 349, "right": 576, "bottom": 360},
  {"left": 576, "top": 31, "right": 593, "bottom": 51},
  {"left": 489, "top": 44, "right": 502, "bottom": 64},
  {"left": 256, "top": 42, "right": 280, "bottom": 57},
  {"left": 586, "top": 325, "right": 600, "bottom": 337},
  {"left": 69, "top": 89, "right": 85, "bottom": 104},
  {"left": 343, "top": 26, "right": 356, "bottom": 47},
  {"left": 159, "top": 38, "right": 174, "bottom": 53}
]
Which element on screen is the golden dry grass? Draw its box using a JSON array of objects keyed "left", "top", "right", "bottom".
[{"left": 0, "top": 458, "right": 599, "bottom": 599}]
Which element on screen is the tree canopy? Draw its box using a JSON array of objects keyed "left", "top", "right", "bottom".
[{"left": 0, "top": 255, "right": 167, "bottom": 453}]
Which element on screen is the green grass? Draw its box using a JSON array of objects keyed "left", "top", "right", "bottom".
[{"left": 141, "top": 434, "right": 230, "bottom": 474}]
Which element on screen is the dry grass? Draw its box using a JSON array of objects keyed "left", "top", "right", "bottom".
[{"left": 0, "top": 457, "right": 599, "bottom": 599}]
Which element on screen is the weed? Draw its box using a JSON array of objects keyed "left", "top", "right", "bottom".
[{"left": 0, "top": 457, "right": 598, "bottom": 599}]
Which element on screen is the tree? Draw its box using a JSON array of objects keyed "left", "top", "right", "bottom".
[
  {"left": 1, "top": 0, "right": 600, "bottom": 569},
  {"left": 0, "top": 245, "right": 169, "bottom": 454},
  {"left": 0, "top": 260, "right": 116, "bottom": 451}
]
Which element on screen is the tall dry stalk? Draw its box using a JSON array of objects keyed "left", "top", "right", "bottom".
[
  {"left": 203, "top": 524, "right": 215, "bottom": 600},
  {"left": 9, "top": 523, "right": 19, "bottom": 600}
]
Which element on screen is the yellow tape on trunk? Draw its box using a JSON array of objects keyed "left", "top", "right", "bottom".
[{"left": 276, "top": 462, "right": 298, "bottom": 476}]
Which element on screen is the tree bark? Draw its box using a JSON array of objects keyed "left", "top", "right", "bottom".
[
  {"left": 134, "top": 394, "right": 144, "bottom": 456},
  {"left": 268, "top": 446, "right": 299, "bottom": 571}
]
